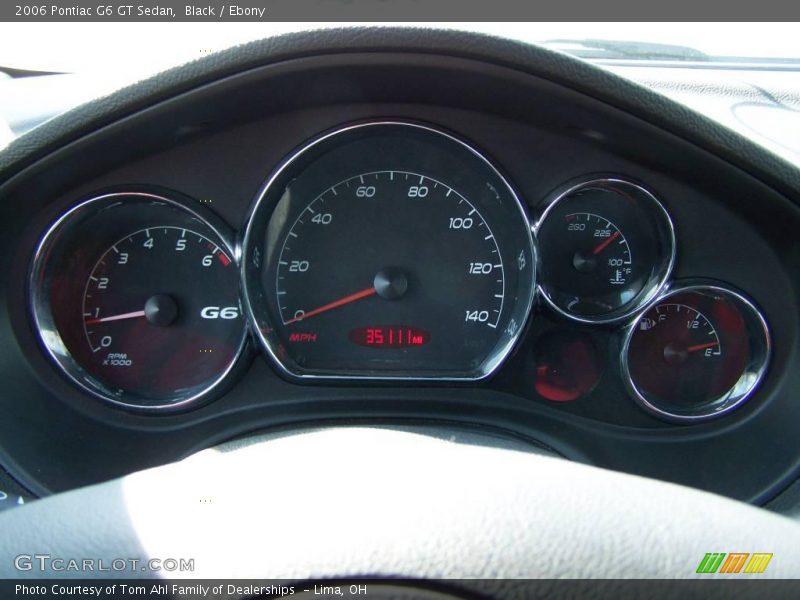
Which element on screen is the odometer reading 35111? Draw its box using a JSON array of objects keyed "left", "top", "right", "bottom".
[{"left": 242, "top": 122, "right": 536, "bottom": 379}]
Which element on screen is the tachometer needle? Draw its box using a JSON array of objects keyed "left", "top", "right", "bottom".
[
  {"left": 285, "top": 287, "right": 377, "bottom": 325},
  {"left": 85, "top": 310, "right": 146, "bottom": 325},
  {"left": 591, "top": 230, "right": 622, "bottom": 255},
  {"left": 686, "top": 341, "right": 720, "bottom": 353}
]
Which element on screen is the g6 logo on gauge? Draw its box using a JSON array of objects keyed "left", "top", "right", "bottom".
[
  {"left": 200, "top": 306, "right": 240, "bottom": 319},
  {"left": 242, "top": 122, "right": 536, "bottom": 380}
]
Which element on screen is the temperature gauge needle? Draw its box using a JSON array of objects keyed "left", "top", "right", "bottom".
[
  {"left": 591, "top": 230, "right": 622, "bottom": 255},
  {"left": 285, "top": 287, "right": 377, "bottom": 325},
  {"left": 85, "top": 310, "right": 146, "bottom": 325}
]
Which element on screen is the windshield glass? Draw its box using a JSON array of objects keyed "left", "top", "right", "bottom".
[
  {"left": 1, "top": 22, "right": 799, "bottom": 161},
  {"left": 1, "top": 22, "right": 799, "bottom": 77}
]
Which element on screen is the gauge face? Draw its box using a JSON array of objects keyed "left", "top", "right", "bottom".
[
  {"left": 31, "top": 192, "right": 247, "bottom": 410},
  {"left": 274, "top": 171, "right": 505, "bottom": 347},
  {"left": 242, "top": 122, "right": 536, "bottom": 379},
  {"left": 81, "top": 227, "right": 241, "bottom": 398},
  {"left": 622, "top": 282, "right": 770, "bottom": 421},
  {"left": 536, "top": 178, "right": 674, "bottom": 323}
]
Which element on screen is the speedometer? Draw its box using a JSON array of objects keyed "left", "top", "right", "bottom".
[
  {"left": 242, "top": 122, "right": 536, "bottom": 380},
  {"left": 276, "top": 171, "right": 505, "bottom": 328}
]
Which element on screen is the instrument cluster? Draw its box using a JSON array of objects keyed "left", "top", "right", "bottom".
[{"left": 28, "top": 121, "right": 771, "bottom": 423}]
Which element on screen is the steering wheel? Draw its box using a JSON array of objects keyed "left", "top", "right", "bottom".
[{"left": 2, "top": 426, "right": 800, "bottom": 583}]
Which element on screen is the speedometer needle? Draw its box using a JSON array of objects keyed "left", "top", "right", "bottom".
[
  {"left": 85, "top": 310, "right": 146, "bottom": 325},
  {"left": 591, "top": 230, "right": 622, "bottom": 255},
  {"left": 285, "top": 287, "right": 377, "bottom": 325}
]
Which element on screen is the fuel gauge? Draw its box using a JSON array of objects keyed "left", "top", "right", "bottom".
[
  {"left": 536, "top": 177, "right": 675, "bottom": 323},
  {"left": 621, "top": 281, "right": 770, "bottom": 422}
]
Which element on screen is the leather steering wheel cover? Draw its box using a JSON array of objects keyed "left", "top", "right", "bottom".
[{"left": 1, "top": 427, "right": 799, "bottom": 580}]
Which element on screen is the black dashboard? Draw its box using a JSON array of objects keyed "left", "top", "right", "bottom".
[{"left": 1, "top": 30, "right": 800, "bottom": 507}]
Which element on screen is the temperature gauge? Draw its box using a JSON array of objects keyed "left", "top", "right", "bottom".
[
  {"left": 563, "top": 213, "right": 632, "bottom": 287},
  {"left": 536, "top": 177, "right": 675, "bottom": 323},
  {"left": 621, "top": 281, "right": 770, "bottom": 422}
]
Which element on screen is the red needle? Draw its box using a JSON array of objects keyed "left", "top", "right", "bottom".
[
  {"left": 687, "top": 341, "right": 720, "bottom": 353},
  {"left": 85, "top": 310, "right": 146, "bottom": 325},
  {"left": 591, "top": 230, "right": 622, "bottom": 255},
  {"left": 285, "top": 287, "right": 377, "bottom": 325}
]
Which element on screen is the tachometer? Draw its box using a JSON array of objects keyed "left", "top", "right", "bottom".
[
  {"left": 30, "top": 190, "right": 248, "bottom": 410},
  {"left": 242, "top": 122, "right": 536, "bottom": 380}
]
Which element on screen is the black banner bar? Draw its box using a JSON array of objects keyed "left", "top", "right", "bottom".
[
  {"left": 4, "top": 579, "right": 800, "bottom": 600},
  {"left": 2, "top": 0, "right": 800, "bottom": 22}
]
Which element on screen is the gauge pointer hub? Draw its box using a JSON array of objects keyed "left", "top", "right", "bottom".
[
  {"left": 144, "top": 294, "right": 178, "bottom": 327},
  {"left": 572, "top": 231, "right": 624, "bottom": 274},
  {"left": 374, "top": 268, "right": 408, "bottom": 300},
  {"left": 663, "top": 341, "right": 689, "bottom": 366},
  {"left": 572, "top": 251, "right": 598, "bottom": 273}
]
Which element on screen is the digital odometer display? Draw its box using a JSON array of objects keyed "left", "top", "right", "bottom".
[
  {"left": 242, "top": 122, "right": 536, "bottom": 379},
  {"left": 349, "top": 326, "right": 431, "bottom": 349}
]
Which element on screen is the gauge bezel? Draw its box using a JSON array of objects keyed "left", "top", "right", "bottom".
[
  {"left": 620, "top": 279, "right": 771, "bottom": 423},
  {"left": 533, "top": 176, "right": 676, "bottom": 324},
  {"left": 240, "top": 120, "right": 537, "bottom": 382},
  {"left": 29, "top": 190, "right": 250, "bottom": 412}
]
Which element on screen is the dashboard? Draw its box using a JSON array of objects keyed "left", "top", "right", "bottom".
[
  {"left": 1, "top": 31, "right": 800, "bottom": 508},
  {"left": 27, "top": 122, "right": 768, "bottom": 417}
]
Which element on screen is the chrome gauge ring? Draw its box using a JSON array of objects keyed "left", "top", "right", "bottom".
[
  {"left": 241, "top": 121, "right": 537, "bottom": 380},
  {"left": 29, "top": 190, "right": 249, "bottom": 411},
  {"left": 620, "top": 280, "right": 770, "bottom": 422},
  {"left": 535, "top": 177, "right": 675, "bottom": 324}
]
